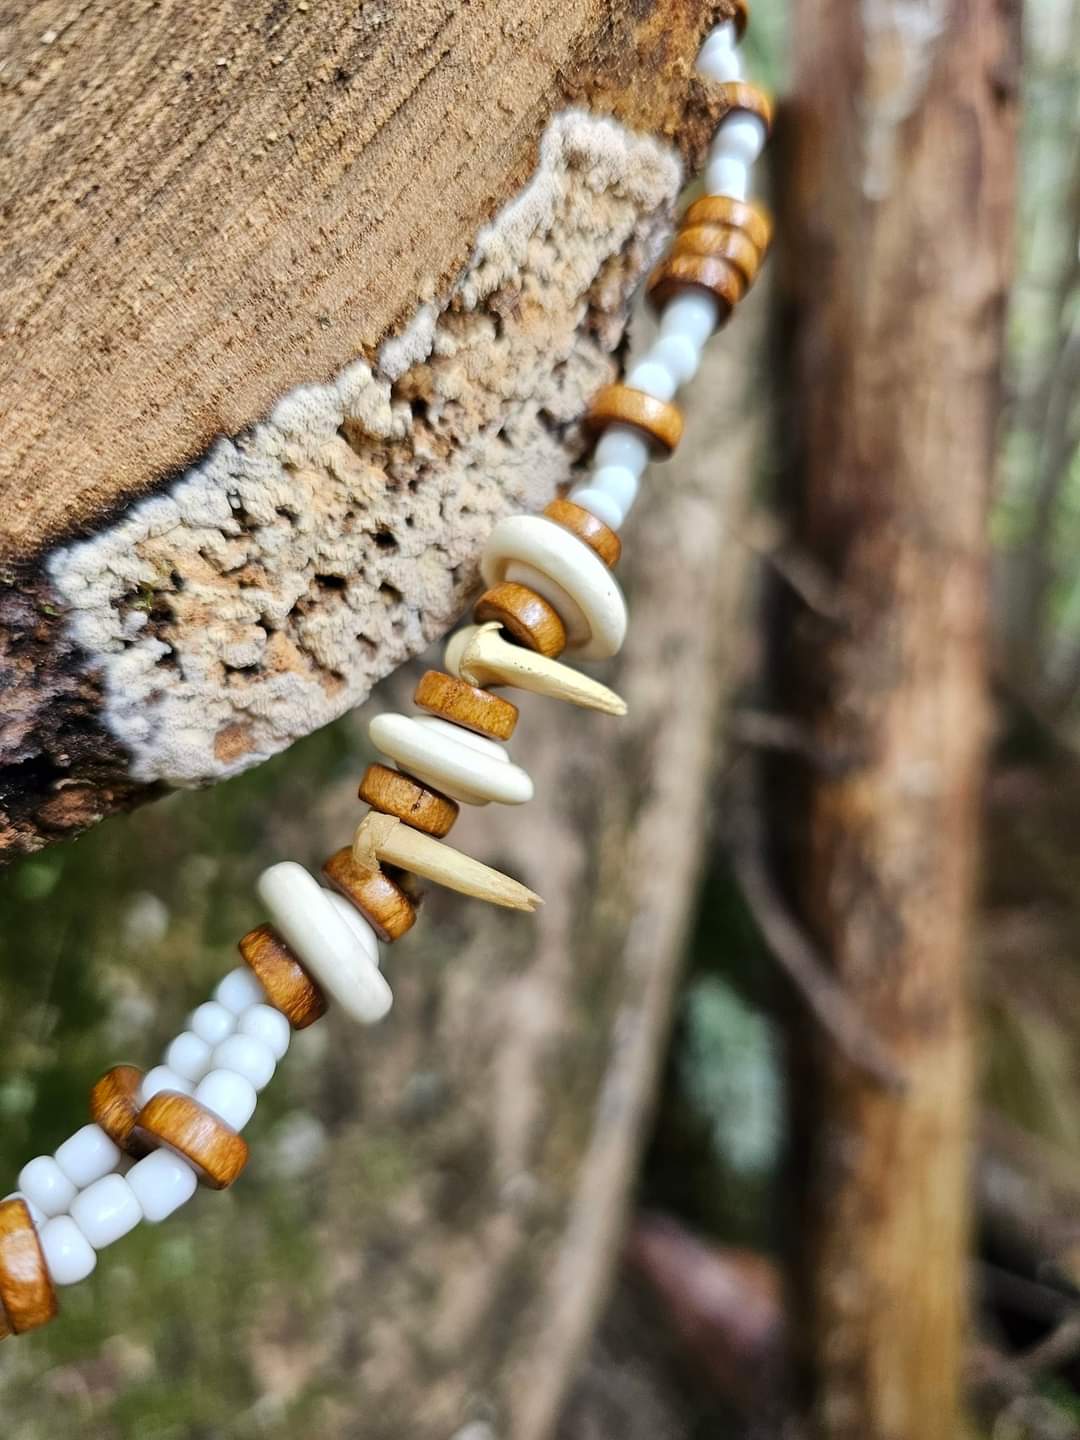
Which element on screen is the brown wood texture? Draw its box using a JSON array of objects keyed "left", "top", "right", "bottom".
[
  {"left": 775, "top": 0, "right": 1020, "bottom": 1435},
  {"left": 89, "top": 1064, "right": 152, "bottom": 1157},
  {"left": 323, "top": 845, "right": 417, "bottom": 942},
  {"left": 413, "top": 670, "right": 519, "bottom": 741},
  {"left": 134, "top": 1091, "right": 250, "bottom": 1189},
  {"left": 647, "top": 249, "right": 746, "bottom": 314},
  {"left": 0, "top": 1198, "right": 57, "bottom": 1336},
  {"left": 585, "top": 385, "right": 685, "bottom": 456},
  {"left": 358, "top": 763, "right": 460, "bottom": 839},
  {"left": 712, "top": 80, "right": 773, "bottom": 131},
  {"left": 673, "top": 223, "right": 762, "bottom": 285},
  {"left": 543, "top": 500, "right": 623, "bottom": 569},
  {"left": 474, "top": 583, "right": 569, "bottom": 658},
  {"left": 239, "top": 923, "right": 328, "bottom": 1030},
  {"left": 684, "top": 194, "right": 773, "bottom": 251}
]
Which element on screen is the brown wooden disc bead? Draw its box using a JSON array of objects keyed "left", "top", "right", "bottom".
[
  {"left": 133, "top": 1092, "right": 249, "bottom": 1190},
  {"left": 359, "top": 763, "right": 459, "bottom": 838},
  {"left": 90, "top": 1064, "right": 153, "bottom": 1159},
  {"left": 714, "top": 80, "right": 773, "bottom": 132},
  {"left": 543, "top": 498, "right": 622, "bottom": 568},
  {"left": 584, "top": 384, "right": 684, "bottom": 457},
  {"left": 473, "top": 582, "right": 567, "bottom": 658},
  {"left": 0, "top": 1198, "right": 58, "bottom": 1335},
  {"left": 413, "top": 669, "right": 518, "bottom": 741},
  {"left": 322, "top": 846, "right": 417, "bottom": 942},
  {"left": 646, "top": 252, "right": 746, "bottom": 317},
  {"left": 730, "top": 0, "right": 749, "bottom": 39},
  {"left": 239, "top": 924, "right": 327, "bottom": 1030},
  {"left": 672, "top": 223, "right": 761, "bottom": 287},
  {"left": 683, "top": 195, "right": 773, "bottom": 253}
]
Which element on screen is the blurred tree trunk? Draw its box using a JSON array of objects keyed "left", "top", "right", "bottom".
[{"left": 774, "top": 1, "right": 1020, "bottom": 1437}]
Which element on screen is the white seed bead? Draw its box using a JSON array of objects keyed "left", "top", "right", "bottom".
[
  {"left": 625, "top": 353, "right": 679, "bottom": 403},
  {"left": 54, "top": 1124, "right": 122, "bottom": 1190},
  {"left": 652, "top": 331, "right": 704, "bottom": 387},
  {"left": 70, "top": 1174, "right": 142, "bottom": 1251},
  {"left": 3, "top": 1192, "right": 46, "bottom": 1229},
  {"left": 368, "top": 712, "right": 533, "bottom": 807},
  {"left": 140, "top": 1065, "right": 195, "bottom": 1104},
  {"left": 237, "top": 1003, "right": 291, "bottom": 1061},
  {"left": 710, "top": 111, "right": 768, "bottom": 168},
  {"left": 256, "top": 862, "right": 392, "bottom": 1024},
  {"left": 593, "top": 424, "right": 650, "bottom": 477},
  {"left": 17, "top": 1156, "right": 78, "bottom": 1219},
  {"left": 567, "top": 486, "right": 624, "bottom": 531},
  {"left": 164, "top": 1031, "right": 213, "bottom": 1085},
  {"left": 126, "top": 1149, "right": 198, "bottom": 1224},
  {"left": 194, "top": 1069, "right": 259, "bottom": 1132},
  {"left": 187, "top": 1000, "right": 237, "bottom": 1047},
  {"left": 211, "top": 1034, "right": 276, "bottom": 1092},
  {"left": 482, "top": 515, "right": 628, "bottom": 660},
  {"left": 214, "top": 966, "right": 267, "bottom": 1016},
  {"left": 697, "top": 26, "right": 743, "bottom": 82},
  {"left": 323, "top": 891, "right": 382, "bottom": 968},
  {"left": 661, "top": 291, "right": 720, "bottom": 350},
  {"left": 39, "top": 1215, "right": 97, "bottom": 1286},
  {"left": 581, "top": 463, "right": 640, "bottom": 519}
]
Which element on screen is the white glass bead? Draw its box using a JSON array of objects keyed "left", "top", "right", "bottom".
[
  {"left": 709, "top": 112, "right": 768, "bottom": 167},
  {"left": 187, "top": 1000, "right": 237, "bottom": 1047},
  {"left": 165, "top": 1031, "right": 213, "bottom": 1084},
  {"left": 324, "top": 891, "right": 382, "bottom": 968},
  {"left": 625, "top": 354, "right": 679, "bottom": 402},
  {"left": 257, "top": 862, "right": 392, "bottom": 1024},
  {"left": 238, "top": 1003, "right": 291, "bottom": 1061},
  {"left": 660, "top": 291, "right": 720, "bottom": 350},
  {"left": 54, "top": 1124, "right": 122, "bottom": 1189},
  {"left": 39, "top": 1215, "right": 97, "bottom": 1286},
  {"left": 697, "top": 27, "right": 743, "bottom": 82},
  {"left": 593, "top": 424, "right": 650, "bottom": 477},
  {"left": 652, "top": 331, "right": 704, "bottom": 387},
  {"left": 140, "top": 1065, "right": 194, "bottom": 1104},
  {"left": 17, "top": 1156, "right": 78, "bottom": 1219},
  {"left": 3, "top": 1192, "right": 46, "bottom": 1229},
  {"left": 214, "top": 967, "right": 267, "bottom": 1016},
  {"left": 568, "top": 486, "right": 624, "bottom": 531},
  {"left": 705, "top": 154, "right": 750, "bottom": 200},
  {"left": 588, "top": 463, "right": 641, "bottom": 515},
  {"left": 126, "top": 1149, "right": 198, "bottom": 1224},
  {"left": 70, "top": 1174, "right": 142, "bottom": 1250},
  {"left": 195, "top": 1069, "right": 258, "bottom": 1132},
  {"left": 211, "top": 1034, "right": 276, "bottom": 1091}
]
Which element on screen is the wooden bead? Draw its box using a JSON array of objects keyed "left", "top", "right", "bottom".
[
  {"left": 672, "top": 223, "right": 761, "bottom": 286},
  {"left": 0, "top": 1198, "right": 57, "bottom": 1335},
  {"left": 358, "top": 763, "right": 459, "bottom": 838},
  {"left": 413, "top": 669, "right": 519, "bottom": 741},
  {"left": 646, "top": 252, "right": 746, "bottom": 316},
  {"left": 322, "top": 846, "right": 417, "bottom": 942},
  {"left": 543, "top": 499, "right": 622, "bottom": 568},
  {"left": 683, "top": 195, "right": 773, "bottom": 253},
  {"left": 730, "top": 0, "right": 749, "bottom": 39},
  {"left": 474, "top": 582, "right": 567, "bottom": 658},
  {"left": 584, "top": 384, "right": 684, "bottom": 457},
  {"left": 90, "top": 1064, "right": 153, "bottom": 1159},
  {"left": 714, "top": 80, "right": 773, "bottom": 132},
  {"left": 133, "top": 1092, "right": 249, "bottom": 1190},
  {"left": 238, "top": 924, "right": 327, "bottom": 1030}
]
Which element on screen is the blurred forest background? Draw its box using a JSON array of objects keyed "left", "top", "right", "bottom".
[{"left": 0, "top": 1, "right": 1078, "bottom": 1437}]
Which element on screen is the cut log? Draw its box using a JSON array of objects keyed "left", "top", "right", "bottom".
[
  {"left": 0, "top": 0, "right": 737, "bottom": 860},
  {"left": 774, "top": 0, "right": 1020, "bottom": 1436}
]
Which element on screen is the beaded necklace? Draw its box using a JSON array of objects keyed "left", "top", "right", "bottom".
[{"left": 0, "top": 11, "right": 772, "bottom": 1341}]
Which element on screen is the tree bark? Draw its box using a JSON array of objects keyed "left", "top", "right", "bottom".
[
  {"left": 774, "top": 1, "right": 1019, "bottom": 1436},
  {"left": 0, "top": 0, "right": 739, "bottom": 860}
]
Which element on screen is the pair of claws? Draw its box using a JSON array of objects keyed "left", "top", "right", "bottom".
[{"left": 353, "top": 622, "right": 627, "bottom": 913}]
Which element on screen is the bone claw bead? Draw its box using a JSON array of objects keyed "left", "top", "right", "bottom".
[
  {"left": 352, "top": 812, "right": 542, "bottom": 913},
  {"left": 445, "top": 624, "right": 628, "bottom": 718}
]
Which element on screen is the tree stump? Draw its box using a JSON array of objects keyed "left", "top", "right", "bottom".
[{"left": 0, "top": 0, "right": 737, "bottom": 859}]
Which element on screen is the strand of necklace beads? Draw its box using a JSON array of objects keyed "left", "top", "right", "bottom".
[{"left": 0, "top": 7, "right": 772, "bottom": 1339}]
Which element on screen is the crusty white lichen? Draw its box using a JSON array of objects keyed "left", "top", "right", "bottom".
[{"left": 48, "top": 111, "right": 681, "bottom": 786}]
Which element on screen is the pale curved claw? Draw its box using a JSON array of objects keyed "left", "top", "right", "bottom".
[{"left": 444, "top": 623, "right": 628, "bottom": 717}]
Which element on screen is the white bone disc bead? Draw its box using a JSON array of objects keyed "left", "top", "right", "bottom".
[
  {"left": 237, "top": 1004, "right": 291, "bottom": 1061},
  {"left": 502, "top": 559, "right": 591, "bottom": 645},
  {"left": 3, "top": 1192, "right": 46, "bottom": 1229},
  {"left": 256, "top": 861, "right": 393, "bottom": 1024},
  {"left": 39, "top": 1216, "right": 97, "bottom": 1286},
  {"left": 187, "top": 1001, "right": 237, "bottom": 1047},
  {"left": 194, "top": 1069, "right": 258, "bottom": 1132},
  {"left": 141, "top": 1065, "right": 195, "bottom": 1104},
  {"left": 625, "top": 353, "right": 680, "bottom": 402},
  {"left": 324, "top": 891, "right": 382, "bottom": 968},
  {"left": 661, "top": 291, "right": 720, "bottom": 350},
  {"left": 211, "top": 1034, "right": 276, "bottom": 1092},
  {"left": 17, "top": 1156, "right": 78, "bottom": 1219},
  {"left": 54, "top": 1124, "right": 122, "bottom": 1189},
  {"left": 593, "top": 424, "right": 650, "bottom": 477},
  {"left": 164, "top": 1031, "right": 213, "bottom": 1085},
  {"left": 368, "top": 712, "right": 533, "bottom": 807},
  {"left": 567, "top": 486, "right": 624, "bottom": 531},
  {"left": 705, "top": 155, "right": 750, "bottom": 200},
  {"left": 70, "top": 1174, "right": 142, "bottom": 1250},
  {"left": 710, "top": 112, "right": 768, "bottom": 167},
  {"left": 481, "top": 515, "right": 628, "bottom": 659},
  {"left": 126, "top": 1149, "right": 198, "bottom": 1224},
  {"left": 214, "top": 967, "right": 267, "bottom": 1016}
]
